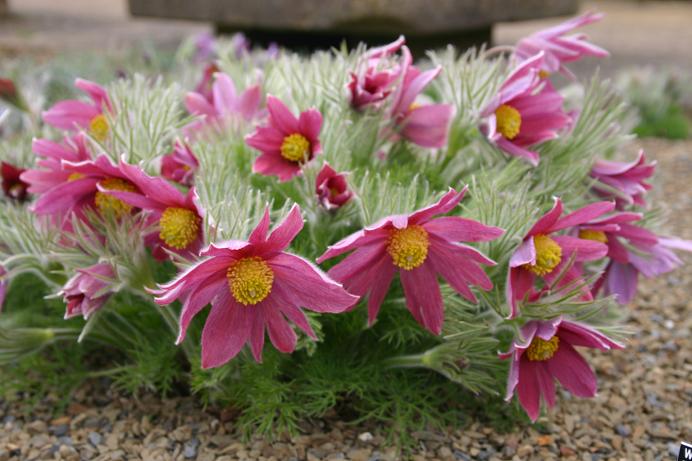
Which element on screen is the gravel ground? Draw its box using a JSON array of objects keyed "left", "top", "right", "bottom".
[{"left": 0, "top": 138, "right": 690, "bottom": 460}]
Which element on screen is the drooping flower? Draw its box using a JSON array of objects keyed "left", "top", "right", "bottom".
[
  {"left": 1, "top": 162, "right": 29, "bottom": 202},
  {"left": 500, "top": 317, "right": 623, "bottom": 422},
  {"left": 388, "top": 46, "right": 454, "bottom": 148},
  {"left": 318, "top": 187, "right": 503, "bottom": 334},
  {"left": 246, "top": 95, "right": 322, "bottom": 181},
  {"left": 184, "top": 72, "right": 262, "bottom": 137},
  {"left": 315, "top": 163, "right": 352, "bottom": 210},
  {"left": 578, "top": 213, "right": 692, "bottom": 304},
  {"left": 161, "top": 139, "right": 199, "bottom": 187},
  {"left": 102, "top": 160, "right": 204, "bottom": 260},
  {"left": 42, "top": 79, "right": 113, "bottom": 142},
  {"left": 0, "top": 77, "right": 28, "bottom": 111},
  {"left": 590, "top": 150, "right": 656, "bottom": 208},
  {"left": 21, "top": 133, "right": 92, "bottom": 196},
  {"left": 507, "top": 198, "right": 613, "bottom": 317},
  {"left": 61, "top": 263, "right": 116, "bottom": 319},
  {"left": 29, "top": 154, "right": 139, "bottom": 223},
  {"left": 348, "top": 36, "right": 405, "bottom": 110},
  {"left": 481, "top": 53, "right": 571, "bottom": 166},
  {"left": 514, "top": 12, "right": 608, "bottom": 79},
  {"left": 151, "top": 205, "right": 358, "bottom": 367}
]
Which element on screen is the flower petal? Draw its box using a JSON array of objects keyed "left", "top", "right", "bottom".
[
  {"left": 400, "top": 263, "right": 444, "bottom": 335},
  {"left": 201, "top": 293, "right": 251, "bottom": 369}
]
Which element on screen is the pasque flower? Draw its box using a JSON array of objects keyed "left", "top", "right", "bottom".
[
  {"left": 246, "top": 95, "right": 322, "bottom": 181},
  {"left": 193, "top": 62, "right": 220, "bottom": 103},
  {"left": 152, "top": 205, "right": 358, "bottom": 367},
  {"left": 29, "top": 154, "right": 139, "bottom": 223},
  {"left": 315, "top": 163, "right": 352, "bottom": 210},
  {"left": 161, "top": 139, "right": 199, "bottom": 187},
  {"left": 42, "top": 79, "right": 113, "bottom": 142},
  {"left": 507, "top": 198, "right": 613, "bottom": 317},
  {"left": 578, "top": 213, "right": 692, "bottom": 304},
  {"left": 514, "top": 12, "right": 608, "bottom": 79},
  {"left": 481, "top": 53, "right": 571, "bottom": 166},
  {"left": 101, "top": 160, "right": 204, "bottom": 260},
  {"left": 318, "top": 187, "right": 503, "bottom": 334},
  {"left": 590, "top": 150, "right": 655, "bottom": 208},
  {"left": 388, "top": 46, "right": 454, "bottom": 148},
  {"left": 1, "top": 162, "right": 29, "bottom": 202},
  {"left": 501, "top": 316, "right": 623, "bottom": 422},
  {"left": 184, "top": 71, "right": 262, "bottom": 137},
  {"left": 348, "top": 36, "right": 405, "bottom": 110},
  {"left": 61, "top": 262, "right": 116, "bottom": 319}
]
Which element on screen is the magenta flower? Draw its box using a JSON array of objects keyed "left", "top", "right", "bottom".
[
  {"left": 389, "top": 46, "right": 454, "bottom": 148},
  {"left": 21, "top": 134, "right": 92, "bottom": 196},
  {"left": 500, "top": 317, "right": 623, "bottom": 422},
  {"left": 152, "top": 205, "right": 358, "bottom": 367},
  {"left": 29, "top": 154, "right": 139, "bottom": 223},
  {"left": 514, "top": 12, "right": 608, "bottom": 79},
  {"left": 1, "top": 162, "right": 29, "bottom": 202},
  {"left": 102, "top": 160, "right": 204, "bottom": 260},
  {"left": 61, "top": 263, "right": 116, "bottom": 319},
  {"left": 348, "top": 36, "right": 405, "bottom": 110},
  {"left": 161, "top": 140, "right": 199, "bottom": 187},
  {"left": 42, "top": 79, "right": 112, "bottom": 142},
  {"left": 481, "top": 53, "right": 571, "bottom": 166},
  {"left": 315, "top": 163, "right": 352, "bottom": 210},
  {"left": 193, "top": 62, "right": 220, "bottom": 103},
  {"left": 246, "top": 96, "right": 323, "bottom": 182},
  {"left": 317, "top": 187, "right": 503, "bottom": 334},
  {"left": 184, "top": 72, "right": 262, "bottom": 137},
  {"left": 507, "top": 198, "right": 613, "bottom": 317},
  {"left": 590, "top": 150, "right": 655, "bottom": 208}
]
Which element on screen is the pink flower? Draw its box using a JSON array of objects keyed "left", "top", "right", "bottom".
[
  {"left": 246, "top": 95, "right": 322, "bottom": 182},
  {"left": 507, "top": 198, "right": 613, "bottom": 318},
  {"left": 317, "top": 187, "right": 503, "bottom": 334},
  {"left": 161, "top": 140, "right": 199, "bottom": 187},
  {"left": 29, "top": 154, "right": 140, "bottom": 223},
  {"left": 21, "top": 134, "right": 92, "bottom": 195},
  {"left": 151, "top": 205, "right": 358, "bottom": 367},
  {"left": 514, "top": 12, "right": 608, "bottom": 79},
  {"left": 184, "top": 72, "right": 262, "bottom": 137},
  {"left": 481, "top": 53, "right": 571, "bottom": 166},
  {"left": 61, "top": 263, "right": 116, "bottom": 319},
  {"left": 578, "top": 213, "right": 692, "bottom": 304},
  {"left": 42, "top": 79, "right": 112, "bottom": 142},
  {"left": 389, "top": 46, "right": 454, "bottom": 148},
  {"left": 1, "top": 162, "right": 29, "bottom": 202},
  {"left": 348, "top": 36, "right": 405, "bottom": 110},
  {"left": 102, "top": 160, "right": 204, "bottom": 260},
  {"left": 315, "top": 163, "right": 352, "bottom": 210},
  {"left": 500, "top": 317, "right": 623, "bottom": 422},
  {"left": 590, "top": 150, "right": 656, "bottom": 208},
  {"left": 193, "top": 62, "right": 220, "bottom": 102}
]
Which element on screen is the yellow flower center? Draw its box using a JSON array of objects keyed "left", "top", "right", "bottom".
[
  {"left": 408, "top": 102, "right": 421, "bottom": 112},
  {"left": 387, "top": 225, "right": 429, "bottom": 270},
  {"left": 68, "top": 172, "right": 86, "bottom": 182},
  {"left": 538, "top": 70, "right": 551, "bottom": 79},
  {"left": 280, "top": 133, "right": 310, "bottom": 163},
  {"left": 227, "top": 257, "right": 274, "bottom": 306},
  {"left": 523, "top": 234, "right": 562, "bottom": 276},
  {"left": 94, "top": 177, "right": 136, "bottom": 218},
  {"left": 89, "top": 114, "right": 109, "bottom": 142},
  {"left": 495, "top": 104, "right": 521, "bottom": 140},
  {"left": 578, "top": 229, "right": 608, "bottom": 244},
  {"left": 159, "top": 207, "right": 200, "bottom": 250},
  {"left": 526, "top": 336, "right": 560, "bottom": 361}
]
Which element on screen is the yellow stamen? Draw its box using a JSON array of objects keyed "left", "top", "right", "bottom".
[
  {"left": 495, "top": 104, "right": 522, "bottom": 140},
  {"left": 578, "top": 229, "right": 608, "bottom": 244},
  {"left": 89, "top": 114, "right": 109, "bottom": 142},
  {"left": 538, "top": 70, "right": 551, "bottom": 79},
  {"left": 523, "top": 234, "right": 562, "bottom": 276},
  {"left": 387, "top": 225, "right": 429, "bottom": 270},
  {"left": 68, "top": 172, "right": 86, "bottom": 182},
  {"left": 526, "top": 336, "right": 560, "bottom": 361},
  {"left": 159, "top": 207, "right": 200, "bottom": 250},
  {"left": 408, "top": 102, "right": 421, "bottom": 112},
  {"left": 227, "top": 257, "right": 274, "bottom": 306},
  {"left": 280, "top": 133, "right": 310, "bottom": 162},
  {"left": 94, "top": 177, "right": 136, "bottom": 218}
]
